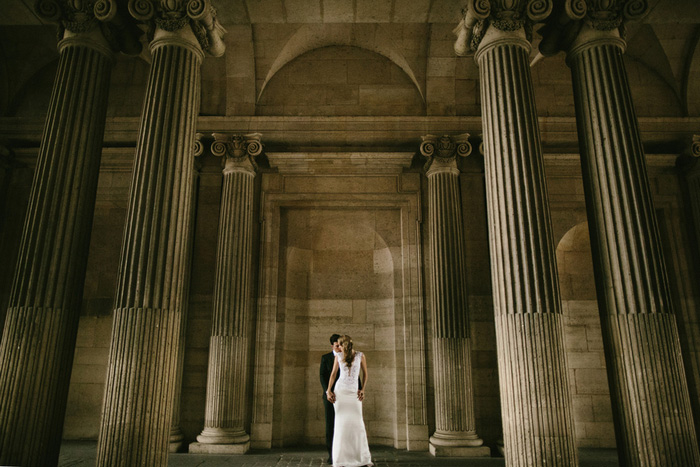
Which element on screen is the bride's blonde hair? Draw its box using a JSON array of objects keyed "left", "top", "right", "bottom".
[{"left": 339, "top": 335, "right": 355, "bottom": 368}]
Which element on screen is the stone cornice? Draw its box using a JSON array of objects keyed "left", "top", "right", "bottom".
[{"left": 1, "top": 116, "right": 698, "bottom": 154}]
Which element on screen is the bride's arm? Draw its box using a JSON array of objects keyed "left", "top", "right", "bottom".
[
  {"left": 327, "top": 357, "right": 339, "bottom": 403},
  {"left": 358, "top": 354, "right": 368, "bottom": 401}
]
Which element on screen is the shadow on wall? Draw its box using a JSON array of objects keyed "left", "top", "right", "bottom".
[
  {"left": 556, "top": 222, "right": 616, "bottom": 449},
  {"left": 274, "top": 208, "right": 399, "bottom": 448}
]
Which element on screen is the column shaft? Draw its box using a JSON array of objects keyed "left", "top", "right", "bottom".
[
  {"left": 477, "top": 30, "right": 578, "bottom": 465},
  {"left": 426, "top": 161, "right": 486, "bottom": 456},
  {"left": 170, "top": 168, "right": 200, "bottom": 453},
  {"left": 194, "top": 159, "right": 255, "bottom": 452},
  {"left": 96, "top": 27, "right": 202, "bottom": 466},
  {"left": 570, "top": 32, "right": 700, "bottom": 465},
  {"left": 0, "top": 29, "right": 112, "bottom": 467}
]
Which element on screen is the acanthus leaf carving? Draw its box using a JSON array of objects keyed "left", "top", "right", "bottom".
[
  {"left": 35, "top": 0, "right": 142, "bottom": 55},
  {"left": 454, "top": 0, "right": 553, "bottom": 55},
  {"left": 128, "top": 0, "right": 225, "bottom": 56},
  {"left": 536, "top": 0, "right": 649, "bottom": 58}
]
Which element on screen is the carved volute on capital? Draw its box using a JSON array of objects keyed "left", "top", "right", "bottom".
[
  {"left": 128, "top": 0, "right": 226, "bottom": 56},
  {"left": 537, "top": 0, "right": 649, "bottom": 58},
  {"left": 677, "top": 135, "right": 700, "bottom": 172},
  {"left": 211, "top": 133, "right": 263, "bottom": 175},
  {"left": 34, "top": 0, "right": 142, "bottom": 55},
  {"left": 420, "top": 134, "right": 471, "bottom": 175},
  {"left": 453, "top": 0, "right": 553, "bottom": 56}
]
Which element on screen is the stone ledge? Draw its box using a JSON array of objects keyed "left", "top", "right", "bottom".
[
  {"left": 429, "top": 444, "right": 491, "bottom": 457},
  {"left": 189, "top": 441, "right": 251, "bottom": 454}
]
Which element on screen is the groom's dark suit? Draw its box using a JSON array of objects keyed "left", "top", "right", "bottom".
[{"left": 320, "top": 352, "right": 339, "bottom": 461}]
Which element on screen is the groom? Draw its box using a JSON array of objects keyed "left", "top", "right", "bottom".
[{"left": 320, "top": 333, "right": 341, "bottom": 464}]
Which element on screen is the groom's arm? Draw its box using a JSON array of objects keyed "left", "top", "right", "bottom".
[{"left": 320, "top": 355, "right": 330, "bottom": 392}]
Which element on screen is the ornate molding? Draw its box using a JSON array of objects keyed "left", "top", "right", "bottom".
[
  {"left": 420, "top": 134, "right": 471, "bottom": 173},
  {"left": 454, "top": 0, "right": 553, "bottom": 55},
  {"left": 537, "top": 0, "right": 649, "bottom": 57},
  {"left": 35, "top": 0, "right": 142, "bottom": 55},
  {"left": 677, "top": 134, "right": 700, "bottom": 172},
  {"left": 211, "top": 133, "right": 263, "bottom": 174},
  {"left": 128, "top": 0, "right": 225, "bottom": 56}
]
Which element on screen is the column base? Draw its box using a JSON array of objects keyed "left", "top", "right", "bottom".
[
  {"left": 429, "top": 431, "right": 489, "bottom": 457},
  {"left": 169, "top": 426, "right": 185, "bottom": 453},
  {"left": 189, "top": 441, "right": 250, "bottom": 454},
  {"left": 429, "top": 444, "right": 491, "bottom": 457},
  {"left": 196, "top": 427, "right": 250, "bottom": 444}
]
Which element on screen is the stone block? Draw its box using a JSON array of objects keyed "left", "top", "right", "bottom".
[
  {"left": 374, "top": 325, "right": 396, "bottom": 350},
  {"left": 308, "top": 299, "right": 354, "bottom": 319},
  {"left": 358, "top": 85, "right": 419, "bottom": 106},
  {"left": 322, "top": 0, "right": 354, "bottom": 22},
  {"left": 353, "top": 299, "right": 368, "bottom": 323},
  {"left": 189, "top": 441, "right": 250, "bottom": 454},
  {"left": 356, "top": 0, "right": 392, "bottom": 22},
  {"left": 73, "top": 346, "right": 109, "bottom": 366},
  {"left": 429, "top": 444, "right": 491, "bottom": 457},
  {"left": 427, "top": 58, "right": 456, "bottom": 77},
  {"left": 564, "top": 300, "right": 600, "bottom": 325},
  {"left": 572, "top": 395, "right": 594, "bottom": 422},
  {"left": 347, "top": 59, "right": 392, "bottom": 85},
  {"left": 70, "top": 364, "right": 107, "bottom": 384},
  {"left": 585, "top": 327, "right": 604, "bottom": 351},
  {"left": 564, "top": 325, "right": 588, "bottom": 352},
  {"left": 75, "top": 317, "right": 96, "bottom": 347},
  {"left": 574, "top": 368, "right": 610, "bottom": 395},
  {"left": 567, "top": 351, "right": 604, "bottom": 369}
]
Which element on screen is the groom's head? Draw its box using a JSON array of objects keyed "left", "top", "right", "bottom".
[{"left": 330, "top": 334, "right": 341, "bottom": 353}]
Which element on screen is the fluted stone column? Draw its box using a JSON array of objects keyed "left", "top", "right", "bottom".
[
  {"left": 190, "top": 133, "right": 262, "bottom": 454},
  {"left": 0, "top": 3, "right": 139, "bottom": 463},
  {"left": 547, "top": 2, "right": 700, "bottom": 463},
  {"left": 96, "top": 4, "right": 224, "bottom": 465},
  {"left": 419, "top": 134, "right": 489, "bottom": 458},
  {"left": 455, "top": 1, "right": 578, "bottom": 465},
  {"left": 169, "top": 134, "right": 204, "bottom": 453}
]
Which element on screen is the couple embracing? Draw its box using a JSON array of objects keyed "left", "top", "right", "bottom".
[{"left": 320, "top": 334, "right": 373, "bottom": 467}]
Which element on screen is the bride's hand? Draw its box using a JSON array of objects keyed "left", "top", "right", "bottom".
[
  {"left": 357, "top": 389, "right": 364, "bottom": 401},
  {"left": 326, "top": 391, "right": 335, "bottom": 403}
]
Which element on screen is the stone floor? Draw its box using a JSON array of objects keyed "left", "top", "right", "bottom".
[{"left": 58, "top": 441, "right": 620, "bottom": 466}]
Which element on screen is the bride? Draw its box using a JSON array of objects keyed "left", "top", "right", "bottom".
[{"left": 326, "top": 335, "right": 373, "bottom": 467}]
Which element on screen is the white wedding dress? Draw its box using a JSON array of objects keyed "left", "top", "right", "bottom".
[{"left": 332, "top": 351, "right": 373, "bottom": 467}]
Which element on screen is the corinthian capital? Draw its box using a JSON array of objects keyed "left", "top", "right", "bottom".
[
  {"left": 34, "top": 0, "right": 142, "bottom": 54},
  {"left": 211, "top": 133, "right": 263, "bottom": 175},
  {"left": 677, "top": 135, "right": 700, "bottom": 172},
  {"left": 537, "top": 0, "right": 649, "bottom": 57},
  {"left": 454, "top": 0, "right": 553, "bottom": 55},
  {"left": 128, "top": 0, "right": 226, "bottom": 56},
  {"left": 420, "top": 134, "right": 472, "bottom": 173}
]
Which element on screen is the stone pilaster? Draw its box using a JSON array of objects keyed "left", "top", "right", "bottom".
[
  {"left": 190, "top": 133, "right": 262, "bottom": 454},
  {"left": 0, "top": 1, "right": 137, "bottom": 463},
  {"left": 541, "top": 2, "right": 700, "bottom": 463},
  {"left": 420, "top": 135, "right": 488, "bottom": 458},
  {"left": 96, "top": 3, "right": 224, "bottom": 465},
  {"left": 455, "top": 1, "right": 578, "bottom": 465}
]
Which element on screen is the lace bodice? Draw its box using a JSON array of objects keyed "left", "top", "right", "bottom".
[{"left": 336, "top": 351, "right": 362, "bottom": 391}]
